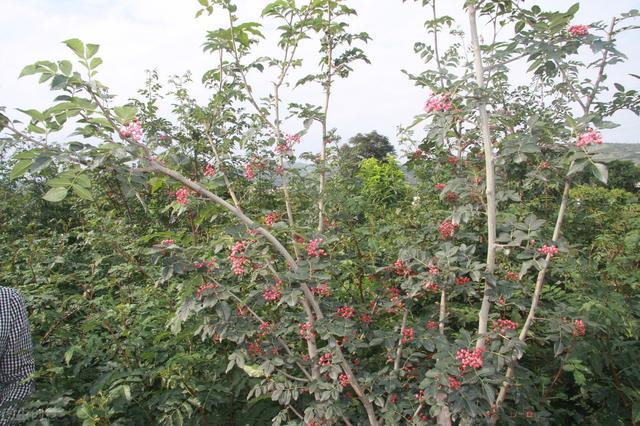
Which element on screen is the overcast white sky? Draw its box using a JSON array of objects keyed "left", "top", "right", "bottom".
[{"left": 1, "top": 0, "right": 639, "bottom": 156}]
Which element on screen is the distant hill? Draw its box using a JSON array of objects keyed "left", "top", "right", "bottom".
[{"left": 601, "top": 143, "right": 640, "bottom": 164}]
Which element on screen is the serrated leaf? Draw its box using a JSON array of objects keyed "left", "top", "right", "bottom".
[
  {"left": 51, "top": 74, "right": 68, "bottom": 90},
  {"left": 113, "top": 106, "right": 137, "bottom": 122},
  {"left": 19, "top": 64, "right": 38, "bottom": 78},
  {"left": 86, "top": 43, "right": 100, "bottom": 58},
  {"left": 30, "top": 157, "right": 52, "bottom": 173},
  {"left": 43, "top": 187, "right": 69, "bottom": 202},
  {"left": 482, "top": 382, "right": 496, "bottom": 404},
  {"left": 17, "top": 108, "right": 45, "bottom": 122},
  {"left": 592, "top": 163, "right": 608, "bottom": 184},
  {"left": 75, "top": 174, "right": 91, "bottom": 188},
  {"left": 47, "top": 176, "right": 73, "bottom": 187},
  {"left": 567, "top": 3, "right": 579, "bottom": 16},
  {"left": 241, "top": 364, "right": 265, "bottom": 378},
  {"left": 10, "top": 159, "right": 32, "bottom": 180},
  {"left": 59, "top": 60, "right": 72, "bottom": 76},
  {"left": 72, "top": 184, "right": 93, "bottom": 200},
  {"left": 63, "top": 38, "right": 85, "bottom": 58},
  {"left": 64, "top": 347, "right": 75, "bottom": 365},
  {"left": 567, "top": 160, "right": 587, "bottom": 176},
  {"left": 122, "top": 384, "right": 131, "bottom": 401},
  {"left": 89, "top": 57, "right": 103, "bottom": 69},
  {"left": 554, "top": 340, "right": 565, "bottom": 357},
  {"left": 14, "top": 150, "right": 42, "bottom": 160}
]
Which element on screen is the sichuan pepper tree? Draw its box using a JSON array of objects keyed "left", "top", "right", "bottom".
[{"left": 2, "top": 0, "right": 638, "bottom": 424}]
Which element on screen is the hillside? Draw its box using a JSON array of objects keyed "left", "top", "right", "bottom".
[{"left": 602, "top": 143, "right": 640, "bottom": 164}]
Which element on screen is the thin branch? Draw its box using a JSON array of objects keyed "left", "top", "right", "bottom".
[
  {"left": 394, "top": 309, "right": 409, "bottom": 371},
  {"left": 468, "top": 2, "right": 497, "bottom": 351},
  {"left": 300, "top": 297, "right": 321, "bottom": 380},
  {"left": 288, "top": 404, "right": 304, "bottom": 420},
  {"left": 5, "top": 122, "right": 48, "bottom": 148},
  {"left": 559, "top": 66, "right": 587, "bottom": 111},
  {"left": 438, "top": 288, "right": 447, "bottom": 334},
  {"left": 318, "top": 2, "right": 333, "bottom": 232},
  {"left": 585, "top": 17, "right": 617, "bottom": 113},
  {"left": 493, "top": 174, "right": 572, "bottom": 414},
  {"left": 148, "top": 160, "right": 297, "bottom": 267}
]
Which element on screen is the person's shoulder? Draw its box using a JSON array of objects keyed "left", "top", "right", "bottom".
[{"left": 0, "top": 287, "right": 25, "bottom": 306}]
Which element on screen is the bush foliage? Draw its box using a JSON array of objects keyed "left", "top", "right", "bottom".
[{"left": 1, "top": 1, "right": 639, "bottom": 425}]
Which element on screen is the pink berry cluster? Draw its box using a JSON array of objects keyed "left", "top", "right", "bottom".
[
  {"left": 257, "top": 321, "right": 271, "bottom": 339},
  {"left": 456, "top": 347, "right": 484, "bottom": 370},
  {"left": 244, "top": 163, "right": 255, "bottom": 180},
  {"left": 204, "top": 164, "right": 216, "bottom": 177},
  {"left": 276, "top": 133, "right": 301, "bottom": 154},
  {"left": 274, "top": 143, "right": 288, "bottom": 155},
  {"left": 438, "top": 220, "right": 458, "bottom": 239},
  {"left": 262, "top": 284, "right": 282, "bottom": 303},
  {"left": 393, "top": 259, "right": 410, "bottom": 276},
  {"left": 285, "top": 133, "right": 301, "bottom": 145},
  {"left": 359, "top": 313, "right": 372, "bottom": 324},
  {"left": 538, "top": 244, "right": 559, "bottom": 257},
  {"left": 573, "top": 319, "right": 586, "bottom": 336},
  {"left": 318, "top": 353, "right": 332, "bottom": 366},
  {"left": 423, "top": 281, "right": 440, "bottom": 293},
  {"left": 568, "top": 24, "right": 589, "bottom": 36},
  {"left": 576, "top": 128, "right": 604, "bottom": 148},
  {"left": 448, "top": 375, "right": 462, "bottom": 390},
  {"left": 401, "top": 327, "right": 415, "bottom": 344},
  {"left": 311, "top": 282, "right": 331, "bottom": 297},
  {"left": 195, "top": 283, "right": 219, "bottom": 298},
  {"left": 338, "top": 373, "right": 350, "bottom": 388},
  {"left": 264, "top": 212, "right": 278, "bottom": 226},
  {"left": 424, "top": 94, "right": 453, "bottom": 113},
  {"left": 456, "top": 276, "right": 471, "bottom": 286},
  {"left": 402, "top": 364, "right": 417, "bottom": 380},
  {"left": 435, "top": 183, "right": 446, "bottom": 190},
  {"left": 229, "top": 241, "right": 250, "bottom": 275},
  {"left": 505, "top": 271, "right": 520, "bottom": 281},
  {"left": 336, "top": 305, "right": 356, "bottom": 319},
  {"left": 299, "top": 322, "right": 315, "bottom": 340},
  {"left": 493, "top": 319, "right": 519, "bottom": 334},
  {"left": 386, "top": 286, "right": 405, "bottom": 313},
  {"left": 418, "top": 414, "right": 431, "bottom": 422},
  {"left": 426, "top": 320, "right": 438, "bottom": 330},
  {"left": 193, "top": 259, "right": 216, "bottom": 272},
  {"left": 160, "top": 239, "right": 174, "bottom": 246},
  {"left": 175, "top": 187, "right": 191, "bottom": 205},
  {"left": 247, "top": 341, "right": 265, "bottom": 357},
  {"left": 119, "top": 118, "right": 143, "bottom": 142},
  {"left": 306, "top": 239, "right": 326, "bottom": 257}
]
